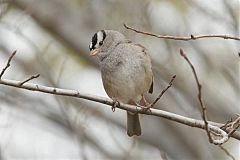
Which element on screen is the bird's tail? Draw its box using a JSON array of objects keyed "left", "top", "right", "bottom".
[{"left": 127, "top": 111, "right": 141, "bottom": 136}]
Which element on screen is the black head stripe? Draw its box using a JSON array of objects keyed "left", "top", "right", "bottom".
[
  {"left": 89, "top": 30, "right": 106, "bottom": 51},
  {"left": 101, "top": 30, "right": 106, "bottom": 42},
  {"left": 90, "top": 33, "right": 98, "bottom": 51}
]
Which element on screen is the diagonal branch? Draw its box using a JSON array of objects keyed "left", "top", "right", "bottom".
[
  {"left": 19, "top": 74, "right": 40, "bottom": 86},
  {"left": 124, "top": 24, "right": 240, "bottom": 41},
  {"left": 180, "top": 49, "right": 213, "bottom": 143},
  {"left": 219, "top": 145, "right": 236, "bottom": 160},
  {"left": 151, "top": 75, "right": 176, "bottom": 107},
  {"left": 0, "top": 50, "right": 16, "bottom": 79},
  {"left": 221, "top": 115, "right": 240, "bottom": 137}
]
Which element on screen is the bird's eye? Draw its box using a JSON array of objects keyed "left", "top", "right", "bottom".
[{"left": 99, "top": 41, "right": 103, "bottom": 45}]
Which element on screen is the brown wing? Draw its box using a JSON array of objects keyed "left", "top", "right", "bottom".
[
  {"left": 148, "top": 77, "right": 153, "bottom": 94},
  {"left": 134, "top": 43, "right": 154, "bottom": 94}
]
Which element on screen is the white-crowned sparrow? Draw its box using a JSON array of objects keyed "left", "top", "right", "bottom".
[{"left": 89, "top": 30, "right": 153, "bottom": 136}]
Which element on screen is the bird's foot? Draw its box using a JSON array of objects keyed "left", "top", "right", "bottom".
[
  {"left": 111, "top": 98, "right": 120, "bottom": 112},
  {"left": 138, "top": 95, "right": 153, "bottom": 112},
  {"left": 128, "top": 99, "right": 152, "bottom": 113},
  {"left": 135, "top": 102, "right": 152, "bottom": 113}
]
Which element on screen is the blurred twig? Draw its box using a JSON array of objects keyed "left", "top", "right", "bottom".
[
  {"left": 11, "top": 0, "right": 99, "bottom": 67},
  {"left": 219, "top": 145, "right": 235, "bottom": 160},
  {"left": 124, "top": 24, "right": 240, "bottom": 41}
]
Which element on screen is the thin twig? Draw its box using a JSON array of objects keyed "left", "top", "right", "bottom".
[
  {"left": 19, "top": 74, "right": 40, "bottom": 86},
  {"left": 227, "top": 115, "right": 240, "bottom": 137},
  {"left": 179, "top": 49, "right": 213, "bottom": 144},
  {"left": 124, "top": 24, "right": 240, "bottom": 41},
  {"left": 151, "top": 75, "right": 176, "bottom": 107},
  {"left": 219, "top": 145, "right": 235, "bottom": 160},
  {"left": 220, "top": 118, "right": 233, "bottom": 130},
  {"left": 0, "top": 50, "right": 16, "bottom": 79}
]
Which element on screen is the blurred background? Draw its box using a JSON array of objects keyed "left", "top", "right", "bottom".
[{"left": 0, "top": 0, "right": 239, "bottom": 159}]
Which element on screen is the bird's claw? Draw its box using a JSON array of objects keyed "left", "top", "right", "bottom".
[
  {"left": 136, "top": 103, "right": 152, "bottom": 113},
  {"left": 112, "top": 99, "right": 120, "bottom": 112}
]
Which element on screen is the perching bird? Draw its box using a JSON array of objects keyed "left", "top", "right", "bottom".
[{"left": 89, "top": 30, "right": 153, "bottom": 136}]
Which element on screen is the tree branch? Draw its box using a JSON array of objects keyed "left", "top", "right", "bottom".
[
  {"left": 124, "top": 24, "right": 240, "bottom": 41},
  {"left": 0, "top": 50, "right": 16, "bottom": 79},
  {"left": 219, "top": 145, "right": 235, "bottom": 160},
  {"left": 221, "top": 115, "right": 240, "bottom": 137},
  {"left": 0, "top": 52, "right": 239, "bottom": 144},
  {"left": 151, "top": 75, "right": 176, "bottom": 107},
  {"left": 19, "top": 74, "right": 40, "bottom": 86},
  {"left": 0, "top": 78, "right": 239, "bottom": 142},
  {"left": 180, "top": 49, "right": 213, "bottom": 143}
]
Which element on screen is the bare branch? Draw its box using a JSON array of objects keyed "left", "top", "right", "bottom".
[
  {"left": 0, "top": 78, "right": 236, "bottom": 142},
  {"left": 221, "top": 115, "right": 240, "bottom": 137},
  {"left": 19, "top": 74, "right": 40, "bottom": 86},
  {"left": 151, "top": 75, "right": 176, "bottom": 107},
  {"left": 0, "top": 50, "right": 16, "bottom": 79},
  {"left": 227, "top": 116, "right": 240, "bottom": 137},
  {"left": 124, "top": 24, "right": 240, "bottom": 41},
  {"left": 0, "top": 52, "right": 239, "bottom": 144},
  {"left": 179, "top": 49, "right": 213, "bottom": 143}
]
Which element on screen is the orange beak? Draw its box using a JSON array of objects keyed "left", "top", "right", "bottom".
[{"left": 90, "top": 49, "right": 100, "bottom": 56}]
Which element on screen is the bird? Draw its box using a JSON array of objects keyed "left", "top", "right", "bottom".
[{"left": 89, "top": 30, "right": 153, "bottom": 136}]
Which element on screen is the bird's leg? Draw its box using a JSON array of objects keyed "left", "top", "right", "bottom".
[
  {"left": 138, "top": 94, "right": 152, "bottom": 112},
  {"left": 140, "top": 94, "right": 152, "bottom": 108},
  {"left": 142, "top": 95, "right": 150, "bottom": 107},
  {"left": 111, "top": 97, "right": 120, "bottom": 112}
]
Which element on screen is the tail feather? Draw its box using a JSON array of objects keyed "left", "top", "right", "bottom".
[{"left": 127, "top": 112, "right": 141, "bottom": 136}]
